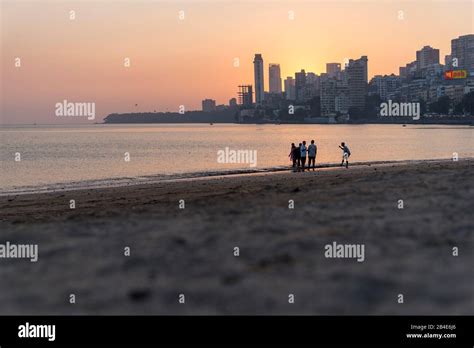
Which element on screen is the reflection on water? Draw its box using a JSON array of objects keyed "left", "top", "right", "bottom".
[{"left": 1, "top": 124, "right": 473, "bottom": 191}]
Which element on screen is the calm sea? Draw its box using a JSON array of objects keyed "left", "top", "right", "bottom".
[{"left": 1, "top": 124, "right": 473, "bottom": 194}]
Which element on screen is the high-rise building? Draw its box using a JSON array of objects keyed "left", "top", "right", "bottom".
[
  {"left": 321, "top": 76, "right": 350, "bottom": 117},
  {"left": 264, "top": 92, "right": 284, "bottom": 109},
  {"left": 302, "top": 72, "right": 319, "bottom": 101},
  {"left": 335, "top": 81, "right": 349, "bottom": 115},
  {"left": 238, "top": 85, "right": 253, "bottom": 107},
  {"left": 346, "top": 56, "right": 368, "bottom": 111},
  {"left": 284, "top": 77, "right": 296, "bottom": 100},
  {"left": 202, "top": 99, "right": 216, "bottom": 112},
  {"left": 295, "top": 69, "right": 306, "bottom": 102},
  {"left": 253, "top": 54, "right": 264, "bottom": 104},
  {"left": 369, "top": 74, "right": 401, "bottom": 101},
  {"left": 326, "top": 63, "right": 341, "bottom": 78},
  {"left": 416, "top": 46, "right": 440, "bottom": 69},
  {"left": 399, "top": 61, "right": 417, "bottom": 78},
  {"left": 451, "top": 34, "right": 474, "bottom": 73},
  {"left": 269, "top": 64, "right": 282, "bottom": 94},
  {"left": 305, "top": 72, "right": 319, "bottom": 85},
  {"left": 320, "top": 78, "right": 336, "bottom": 116},
  {"left": 444, "top": 55, "right": 452, "bottom": 70}
]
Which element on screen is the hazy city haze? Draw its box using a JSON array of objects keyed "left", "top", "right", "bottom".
[{"left": 1, "top": 0, "right": 472, "bottom": 124}]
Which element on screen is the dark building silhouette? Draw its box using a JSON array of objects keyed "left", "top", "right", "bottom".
[
  {"left": 295, "top": 69, "right": 306, "bottom": 102},
  {"left": 238, "top": 85, "right": 253, "bottom": 107},
  {"left": 253, "top": 54, "right": 264, "bottom": 104},
  {"left": 202, "top": 99, "right": 216, "bottom": 112}
]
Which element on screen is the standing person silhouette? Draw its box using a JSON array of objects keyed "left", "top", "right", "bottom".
[
  {"left": 289, "top": 143, "right": 297, "bottom": 172},
  {"left": 300, "top": 141, "right": 307, "bottom": 171},
  {"left": 339, "top": 142, "right": 351, "bottom": 168},
  {"left": 308, "top": 140, "right": 317, "bottom": 171},
  {"left": 295, "top": 143, "right": 302, "bottom": 171}
]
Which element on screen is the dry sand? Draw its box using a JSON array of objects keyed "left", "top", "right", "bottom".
[{"left": 0, "top": 159, "right": 473, "bottom": 315}]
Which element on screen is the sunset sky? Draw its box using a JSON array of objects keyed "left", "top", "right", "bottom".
[{"left": 1, "top": 0, "right": 473, "bottom": 124}]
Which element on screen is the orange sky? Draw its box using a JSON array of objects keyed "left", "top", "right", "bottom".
[{"left": 1, "top": 0, "right": 473, "bottom": 124}]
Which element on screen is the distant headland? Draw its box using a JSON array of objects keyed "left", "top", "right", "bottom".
[{"left": 103, "top": 110, "right": 473, "bottom": 125}]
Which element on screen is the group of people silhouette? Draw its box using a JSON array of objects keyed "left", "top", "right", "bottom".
[{"left": 289, "top": 141, "right": 351, "bottom": 171}]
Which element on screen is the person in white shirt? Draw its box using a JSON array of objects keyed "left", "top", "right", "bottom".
[
  {"left": 300, "top": 140, "right": 307, "bottom": 171},
  {"left": 339, "top": 142, "right": 351, "bottom": 168}
]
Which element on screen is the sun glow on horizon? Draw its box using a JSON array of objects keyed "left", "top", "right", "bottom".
[{"left": 1, "top": 0, "right": 472, "bottom": 123}]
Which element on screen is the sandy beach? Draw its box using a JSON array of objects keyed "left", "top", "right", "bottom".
[{"left": 0, "top": 159, "right": 473, "bottom": 315}]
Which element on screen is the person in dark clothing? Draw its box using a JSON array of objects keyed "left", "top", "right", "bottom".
[
  {"left": 307, "top": 139, "right": 317, "bottom": 170},
  {"left": 295, "top": 143, "right": 302, "bottom": 171},
  {"left": 289, "top": 143, "right": 297, "bottom": 171}
]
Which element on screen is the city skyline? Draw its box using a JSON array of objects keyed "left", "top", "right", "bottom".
[
  {"left": 1, "top": 0, "right": 473, "bottom": 123},
  {"left": 202, "top": 33, "right": 471, "bottom": 114}
]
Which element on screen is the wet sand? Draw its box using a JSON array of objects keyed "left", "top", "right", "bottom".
[{"left": 0, "top": 159, "right": 473, "bottom": 314}]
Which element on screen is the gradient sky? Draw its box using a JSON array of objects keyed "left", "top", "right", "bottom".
[{"left": 1, "top": 0, "right": 473, "bottom": 124}]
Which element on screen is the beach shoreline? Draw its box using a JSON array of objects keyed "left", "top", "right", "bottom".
[
  {"left": 0, "top": 159, "right": 472, "bottom": 315},
  {"left": 0, "top": 157, "right": 461, "bottom": 197}
]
